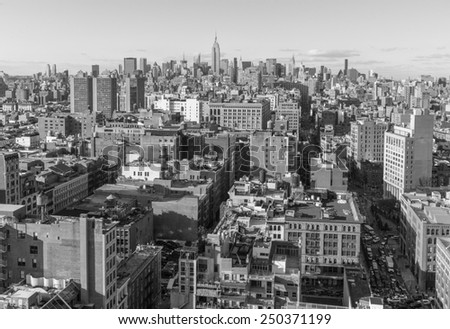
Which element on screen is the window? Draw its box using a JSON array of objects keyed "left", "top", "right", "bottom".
[
  {"left": 30, "top": 246, "right": 38, "bottom": 254},
  {"left": 32, "top": 259, "right": 37, "bottom": 268},
  {"left": 17, "top": 258, "right": 26, "bottom": 266}
]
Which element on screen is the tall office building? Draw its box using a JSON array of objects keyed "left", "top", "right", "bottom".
[
  {"left": 70, "top": 73, "right": 93, "bottom": 114},
  {"left": 122, "top": 77, "right": 145, "bottom": 112},
  {"left": 93, "top": 76, "right": 117, "bottom": 119},
  {"left": 344, "top": 59, "right": 348, "bottom": 76},
  {"left": 0, "top": 152, "right": 19, "bottom": 204},
  {"left": 124, "top": 57, "right": 137, "bottom": 77},
  {"left": 139, "top": 58, "right": 148, "bottom": 74},
  {"left": 233, "top": 57, "right": 238, "bottom": 83},
  {"left": 220, "top": 59, "right": 229, "bottom": 74},
  {"left": 266, "top": 58, "right": 277, "bottom": 76},
  {"left": 46, "top": 64, "right": 51, "bottom": 77},
  {"left": 211, "top": 35, "right": 220, "bottom": 76},
  {"left": 383, "top": 110, "right": 434, "bottom": 199},
  {"left": 92, "top": 64, "right": 100, "bottom": 77},
  {"left": 52, "top": 64, "right": 57, "bottom": 76}
]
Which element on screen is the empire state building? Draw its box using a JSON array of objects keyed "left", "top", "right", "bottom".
[{"left": 211, "top": 34, "right": 220, "bottom": 76}]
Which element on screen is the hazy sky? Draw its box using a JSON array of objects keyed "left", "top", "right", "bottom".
[{"left": 1, "top": 0, "right": 450, "bottom": 79}]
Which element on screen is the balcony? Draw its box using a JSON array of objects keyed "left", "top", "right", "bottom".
[
  {"left": 0, "top": 272, "right": 6, "bottom": 280},
  {"left": 0, "top": 257, "right": 7, "bottom": 267},
  {"left": 0, "top": 232, "right": 6, "bottom": 240},
  {"left": 0, "top": 245, "right": 6, "bottom": 253}
]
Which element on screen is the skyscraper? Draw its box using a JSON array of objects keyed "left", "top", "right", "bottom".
[
  {"left": 92, "top": 64, "right": 100, "bottom": 78},
  {"left": 139, "top": 58, "right": 148, "bottom": 74},
  {"left": 123, "top": 77, "right": 145, "bottom": 112},
  {"left": 70, "top": 72, "right": 93, "bottom": 114},
  {"left": 211, "top": 35, "right": 220, "bottom": 76},
  {"left": 93, "top": 76, "right": 117, "bottom": 119},
  {"left": 266, "top": 58, "right": 277, "bottom": 76},
  {"left": 124, "top": 57, "right": 137, "bottom": 77},
  {"left": 46, "top": 64, "right": 51, "bottom": 77},
  {"left": 233, "top": 57, "right": 238, "bottom": 83},
  {"left": 344, "top": 59, "right": 348, "bottom": 76},
  {"left": 383, "top": 110, "right": 434, "bottom": 199},
  {"left": 52, "top": 64, "right": 57, "bottom": 76}
]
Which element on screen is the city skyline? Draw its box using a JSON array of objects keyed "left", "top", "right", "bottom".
[{"left": 1, "top": 0, "right": 450, "bottom": 78}]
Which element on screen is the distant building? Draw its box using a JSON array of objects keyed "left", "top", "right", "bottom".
[
  {"left": 93, "top": 76, "right": 117, "bottom": 119},
  {"left": 211, "top": 36, "right": 220, "bottom": 76},
  {"left": 70, "top": 75, "right": 93, "bottom": 114},
  {"left": 124, "top": 58, "right": 137, "bottom": 77},
  {"left": 91, "top": 65, "right": 100, "bottom": 78}
]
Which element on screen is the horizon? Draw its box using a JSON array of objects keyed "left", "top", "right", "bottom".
[{"left": 1, "top": 0, "right": 450, "bottom": 79}]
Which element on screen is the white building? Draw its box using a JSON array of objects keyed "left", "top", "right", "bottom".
[
  {"left": 121, "top": 163, "right": 163, "bottom": 181},
  {"left": 436, "top": 237, "right": 450, "bottom": 309},
  {"left": 184, "top": 99, "right": 202, "bottom": 123},
  {"left": 383, "top": 110, "right": 433, "bottom": 199},
  {"left": 350, "top": 119, "right": 387, "bottom": 166},
  {"left": 15, "top": 134, "right": 40, "bottom": 149}
]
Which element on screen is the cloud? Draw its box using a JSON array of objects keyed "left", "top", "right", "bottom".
[
  {"left": 279, "top": 48, "right": 299, "bottom": 53},
  {"left": 379, "top": 47, "right": 408, "bottom": 52},
  {"left": 304, "top": 49, "right": 359, "bottom": 58},
  {"left": 136, "top": 49, "right": 147, "bottom": 53},
  {"left": 351, "top": 60, "right": 384, "bottom": 65},
  {"left": 413, "top": 53, "right": 450, "bottom": 61}
]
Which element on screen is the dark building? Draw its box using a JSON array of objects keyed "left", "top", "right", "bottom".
[{"left": 91, "top": 65, "right": 100, "bottom": 78}]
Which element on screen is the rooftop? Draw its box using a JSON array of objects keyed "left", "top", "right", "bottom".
[{"left": 117, "top": 245, "right": 162, "bottom": 288}]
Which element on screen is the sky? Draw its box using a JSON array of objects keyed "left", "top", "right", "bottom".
[{"left": 1, "top": 0, "right": 450, "bottom": 79}]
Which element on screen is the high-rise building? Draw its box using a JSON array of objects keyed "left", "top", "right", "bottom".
[
  {"left": 70, "top": 73, "right": 93, "bottom": 114},
  {"left": 348, "top": 68, "right": 359, "bottom": 82},
  {"left": 344, "top": 59, "right": 348, "bottom": 76},
  {"left": 350, "top": 119, "right": 387, "bottom": 166},
  {"left": 52, "top": 64, "right": 57, "bottom": 76},
  {"left": 211, "top": 35, "right": 220, "bottom": 76},
  {"left": 266, "top": 58, "right": 277, "bottom": 76},
  {"left": 124, "top": 57, "right": 137, "bottom": 77},
  {"left": 436, "top": 237, "right": 450, "bottom": 309},
  {"left": 233, "top": 57, "right": 238, "bottom": 83},
  {"left": 46, "top": 64, "right": 51, "bottom": 77},
  {"left": 0, "top": 152, "right": 20, "bottom": 204},
  {"left": 139, "top": 58, "right": 148, "bottom": 74},
  {"left": 220, "top": 59, "right": 229, "bottom": 74},
  {"left": 92, "top": 64, "right": 100, "bottom": 78},
  {"left": 121, "top": 77, "right": 145, "bottom": 112},
  {"left": 383, "top": 110, "right": 434, "bottom": 199},
  {"left": 93, "top": 76, "right": 117, "bottom": 119}
]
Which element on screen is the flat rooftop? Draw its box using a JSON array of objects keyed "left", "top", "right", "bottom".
[
  {"left": 0, "top": 204, "right": 25, "bottom": 213},
  {"left": 117, "top": 246, "right": 162, "bottom": 288}
]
